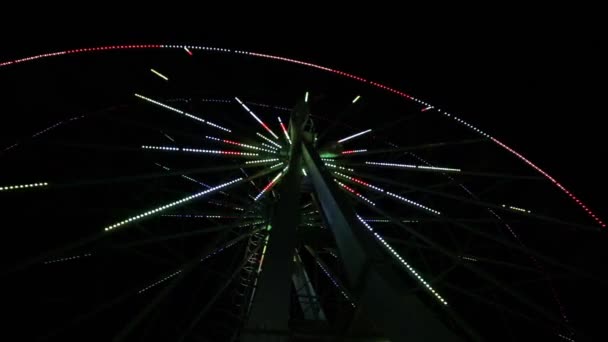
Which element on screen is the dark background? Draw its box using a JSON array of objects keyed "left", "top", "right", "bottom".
[
  {"left": 1, "top": 19, "right": 606, "bottom": 340},
  {"left": 2, "top": 21, "right": 605, "bottom": 216}
]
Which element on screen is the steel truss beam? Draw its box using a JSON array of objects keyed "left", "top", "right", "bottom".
[{"left": 303, "top": 140, "right": 468, "bottom": 341}]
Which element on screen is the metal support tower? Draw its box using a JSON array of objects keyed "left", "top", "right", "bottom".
[
  {"left": 242, "top": 102, "right": 310, "bottom": 341},
  {"left": 243, "top": 100, "right": 465, "bottom": 341}
]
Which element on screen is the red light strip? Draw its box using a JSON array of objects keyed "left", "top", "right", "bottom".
[
  {"left": 254, "top": 172, "right": 283, "bottom": 201},
  {"left": 335, "top": 180, "right": 375, "bottom": 206},
  {"left": 278, "top": 117, "right": 292, "bottom": 145},
  {"left": 342, "top": 149, "right": 367, "bottom": 155},
  {"left": 204, "top": 136, "right": 275, "bottom": 153},
  {"left": 235, "top": 97, "right": 279, "bottom": 139},
  {"left": 142, "top": 145, "right": 258, "bottom": 156},
  {"left": 223, "top": 139, "right": 276, "bottom": 153},
  {"left": 338, "top": 181, "right": 357, "bottom": 194},
  {"left": 1, "top": 44, "right": 603, "bottom": 227},
  {"left": 491, "top": 137, "right": 605, "bottom": 227}
]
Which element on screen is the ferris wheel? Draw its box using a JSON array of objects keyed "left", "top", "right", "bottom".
[{"left": 0, "top": 44, "right": 604, "bottom": 342}]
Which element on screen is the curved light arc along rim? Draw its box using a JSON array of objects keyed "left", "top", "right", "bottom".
[{"left": 0, "top": 44, "right": 604, "bottom": 228}]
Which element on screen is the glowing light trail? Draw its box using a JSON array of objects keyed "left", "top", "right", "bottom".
[
  {"left": 338, "top": 129, "right": 372, "bottom": 143},
  {"left": 104, "top": 178, "right": 242, "bottom": 231},
  {"left": 235, "top": 97, "right": 279, "bottom": 139},
  {"left": 150, "top": 68, "right": 168, "bottom": 81},
  {"left": 135, "top": 94, "right": 230, "bottom": 132},
  {"left": 356, "top": 215, "right": 448, "bottom": 305},
  {"left": 254, "top": 172, "right": 284, "bottom": 201}
]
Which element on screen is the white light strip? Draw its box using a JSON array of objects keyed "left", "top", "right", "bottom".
[
  {"left": 44, "top": 253, "right": 92, "bottom": 264},
  {"left": 135, "top": 94, "right": 231, "bottom": 132},
  {"left": 334, "top": 172, "right": 441, "bottom": 215},
  {"left": 418, "top": 165, "right": 461, "bottom": 172},
  {"left": 338, "top": 129, "right": 372, "bottom": 143},
  {"left": 365, "top": 161, "right": 460, "bottom": 172},
  {"left": 460, "top": 256, "right": 478, "bottom": 262},
  {"left": 138, "top": 270, "right": 182, "bottom": 293},
  {"left": 104, "top": 178, "right": 242, "bottom": 231},
  {"left": 385, "top": 191, "right": 441, "bottom": 215},
  {"left": 254, "top": 171, "right": 284, "bottom": 201},
  {"left": 150, "top": 68, "right": 168, "bottom": 81},
  {"left": 235, "top": 97, "right": 279, "bottom": 139},
  {"left": 323, "top": 163, "right": 354, "bottom": 172},
  {"left": 260, "top": 142, "right": 279, "bottom": 150},
  {"left": 315, "top": 258, "right": 356, "bottom": 307},
  {"left": 256, "top": 132, "right": 282, "bottom": 148},
  {"left": 278, "top": 117, "right": 292, "bottom": 145},
  {"left": 334, "top": 179, "right": 376, "bottom": 206},
  {"left": 557, "top": 333, "right": 576, "bottom": 342},
  {"left": 0, "top": 182, "right": 48, "bottom": 191},
  {"left": 205, "top": 136, "right": 277, "bottom": 153},
  {"left": 502, "top": 204, "right": 531, "bottom": 213},
  {"left": 304, "top": 91, "right": 309, "bottom": 102},
  {"left": 245, "top": 158, "right": 280, "bottom": 165},
  {"left": 352, "top": 95, "right": 361, "bottom": 104},
  {"left": 142, "top": 145, "right": 258, "bottom": 156},
  {"left": 32, "top": 121, "right": 63, "bottom": 137},
  {"left": 363, "top": 219, "right": 419, "bottom": 223},
  {"left": 162, "top": 214, "right": 241, "bottom": 219},
  {"left": 153, "top": 163, "right": 229, "bottom": 196},
  {"left": 342, "top": 149, "right": 367, "bottom": 154},
  {"left": 302, "top": 168, "right": 307, "bottom": 176},
  {"left": 162, "top": 133, "right": 175, "bottom": 142},
  {"left": 356, "top": 215, "right": 448, "bottom": 305}
]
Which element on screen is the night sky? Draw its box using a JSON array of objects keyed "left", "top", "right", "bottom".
[
  {"left": 3, "top": 23, "right": 605, "bottom": 212},
  {"left": 1, "top": 20, "right": 606, "bottom": 341}
]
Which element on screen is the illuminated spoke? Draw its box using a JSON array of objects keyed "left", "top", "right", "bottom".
[
  {"left": 256, "top": 132, "right": 282, "bottom": 149},
  {"left": 245, "top": 158, "right": 281, "bottom": 165},
  {"left": 0, "top": 182, "right": 48, "bottom": 191},
  {"left": 277, "top": 117, "right": 292, "bottom": 145},
  {"left": 365, "top": 161, "right": 460, "bottom": 172},
  {"left": 150, "top": 68, "right": 168, "bottom": 81},
  {"left": 502, "top": 204, "right": 532, "bottom": 214},
  {"left": 44, "top": 253, "right": 92, "bottom": 265},
  {"left": 337, "top": 129, "right": 372, "bottom": 144},
  {"left": 341, "top": 149, "right": 367, "bottom": 155},
  {"left": 334, "top": 179, "right": 375, "bottom": 206},
  {"left": 350, "top": 170, "right": 597, "bottom": 230},
  {"left": 313, "top": 254, "right": 355, "bottom": 306},
  {"left": 161, "top": 214, "right": 244, "bottom": 219},
  {"left": 162, "top": 132, "right": 175, "bottom": 142},
  {"left": 356, "top": 215, "right": 448, "bottom": 305},
  {"left": 139, "top": 270, "right": 182, "bottom": 293},
  {"left": 235, "top": 97, "right": 279, "bottom": 139},
  {"left": 254, "top": 171, "right": 284, "bottom": 201},
  {"left": 333, "top": 139, "right": 486, "bottom": 159},
  {"left": 261, "top": 142, "right": 280, "bottom": 151},
  {"left": 104, "top": 178, "right": 243, "bottom": 231},
  {"left": 135, "top": 94, "right": 231, "bottom": 132},
  {"left": 205, "top": 136, "right": 277, "bottom": 153},
  {"left": 334, "top": 172, "right": 440, "bottom": 215},
  {"left": 341, "top": 161, "right": 542, "bottom": 180},
  {"left": 142, "top": 145, "right": 258, "bottom": 157}
]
